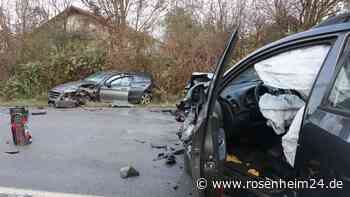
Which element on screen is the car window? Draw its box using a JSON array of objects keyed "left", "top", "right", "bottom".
[
  {"left": 111, "top": 77, "right": 131, "bottom": 87},
  {"left": 105, "top": 75, "right": 121, "bottom": 84},
  {"left": 133, "top": 76, "right": 148, "bottom": 83},
  {"left": 328, "top": 57, "right": 350, "bottom": 110},
  {"left": 223, "top": 44, "right": 330, "bottom": 99},
  {"left": 254, "top": 44, "right": 330, "bottom": 97},
  {"left": 84, "top": 72, "right": 107, "bottom": 83},
  {"left": 229, "top": 67, "right": 260, "bottom": 85}
]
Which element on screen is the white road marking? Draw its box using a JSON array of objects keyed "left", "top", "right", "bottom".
[{"left": 0, "top": 186, "right": 103, "bottom": 197}]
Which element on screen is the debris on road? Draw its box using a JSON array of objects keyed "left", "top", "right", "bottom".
[
  {"left": 154, "top": 147, "right": 185, "bottom": 160},
  {"left": 31, "top": 110, "right": 47, "bottom": 116},
  {"left": 111, "top": 100, "right": 134, "bottom": 108},
  {"left": 157, "top": 152, "right": 165, "bottom": 158},
  {"left": 165, "top": 154, "right": 176, "bottom": 165},
  {"left": 149, "top": 109, "right": 176, "bottom": 116},
  {"left": 5, "top": 151, "right": 20, "bottom": 155},
  {"left": 120, "top": 165, "right": 140, "bottom": 179},
  {"left": 134, "top": 139, "right": 147, "bottom": 144},
  {"left": 152, "top": 141, "right": 184, "bottom": 167},
  {"left": 55, "top": 100, "right": 78, "bottom": 108},
  {"left": 173, "top": 148, "right": 185, "bottom": 155},
  {"left": 161, "top": 109, "right": 176, "bottom": 116},
  {"left": 150, "top": 143, "right": 167, "bottom": 149}
]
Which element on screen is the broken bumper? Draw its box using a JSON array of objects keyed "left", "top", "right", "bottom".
[{"left": 48, "top": 91, "right": 79, "bottom": 108}]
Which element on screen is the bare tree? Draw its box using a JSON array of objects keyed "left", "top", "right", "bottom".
[
  {"left": 254, "top": 0, "right": 343, "bottom": 32},
  {"left": 79, "top": 0, "right": 167, "bottom": 69},
  {"left": 14, "top": 0, "right": 50, "bottom": 33},
  {"left": 0, "top": 1, "right": 16, "bottom": 79},
  {"left": 296, "top": 0, "right": 343, "bottom": 29},
  {"left": 48, "top": 0, "right": 73, "bottom": 15}
]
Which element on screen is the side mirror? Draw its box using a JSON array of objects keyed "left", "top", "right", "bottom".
[{"left": 106, "top": 83, "right": 112, "bottom": 88}]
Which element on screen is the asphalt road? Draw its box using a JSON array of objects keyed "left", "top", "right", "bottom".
[{"left": 0, "top": 107, "right": 192, "bottom": 197}]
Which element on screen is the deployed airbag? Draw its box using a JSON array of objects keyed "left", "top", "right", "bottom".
[
  {"left": 255, "top": 44, "right": 330, "bottom": 166},
  {"left": 282, "top": 106, "right": 305, "bottom": 166},
  {"left": 255, "top": 45, "right": 330, "bottom": 98},
  {"left": 259, "top": 93, "right": 305, "bottom": 166},
  {"left": 259, "top": 94, "right": 305, "bottom": 135}
]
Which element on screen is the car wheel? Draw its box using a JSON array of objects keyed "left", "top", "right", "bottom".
[{"left": 140, "top": 93, "right": 152, "bottom": 105}]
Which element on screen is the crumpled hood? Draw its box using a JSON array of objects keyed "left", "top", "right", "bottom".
[{"left": 51, "top": 80, "right": 95, "bottom": 93}]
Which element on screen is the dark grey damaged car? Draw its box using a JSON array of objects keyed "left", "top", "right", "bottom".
[
  {"left": 179, "top": 14, "right": 350, "bottom": 197},
  {"left": 48, "top": 71, "right": 153, "bottom": 107}
]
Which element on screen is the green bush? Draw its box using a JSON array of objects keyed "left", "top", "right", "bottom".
[
  {"left": 1, "top": 46, "right": 106, "bottom": 100},
  {"left": 45, "top": 44, "right": 106, "bottom": 87},
  {"left": 1, "top": 62, "right": 45, "bottom": 99}
]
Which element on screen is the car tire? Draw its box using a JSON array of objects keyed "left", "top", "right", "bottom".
[{"left": 140, "top": 93, "right": 152, "bottom": 105}]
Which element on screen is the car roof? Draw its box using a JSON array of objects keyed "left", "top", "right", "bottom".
[{"left": 102, "top": 70, "right": 152, "bottom": 79}]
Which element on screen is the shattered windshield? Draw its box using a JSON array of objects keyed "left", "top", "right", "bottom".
[{"left": 83, "top": 72, "right": 107, "bottom": 83}]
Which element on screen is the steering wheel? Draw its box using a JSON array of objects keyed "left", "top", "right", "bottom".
[{"left": 254, "top": 81, "right": 268, "bottom": 105}]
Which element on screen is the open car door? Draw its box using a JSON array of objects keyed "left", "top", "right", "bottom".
[
  {"left": 191, "top": 29, "right": 239, "bottom": 197},
  {"left": 99, "top": 76, "right": 131, "bottom": 104}
]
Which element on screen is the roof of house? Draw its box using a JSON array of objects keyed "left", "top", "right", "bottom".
[
  {"left": 34, "top": 6, "right": 159, "bottom": 45},
  {"left": 38, "top": 6, "right": 110, "bottom": 30}
]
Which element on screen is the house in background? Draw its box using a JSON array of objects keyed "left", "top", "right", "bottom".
[
  {"left": 33, "top": 6, "right": 158, "bottom": 54},
  {"left": 35, "top": 6, "right": 110, "bottom": 41}
]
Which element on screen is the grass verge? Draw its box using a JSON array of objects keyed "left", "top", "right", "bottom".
[{"left": 0, "top": 98, "right": 48, "bottom": 107}]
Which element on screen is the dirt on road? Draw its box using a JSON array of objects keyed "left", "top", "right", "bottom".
[{"left": 0, "top": 107, "right": 192, "bottom": 197}]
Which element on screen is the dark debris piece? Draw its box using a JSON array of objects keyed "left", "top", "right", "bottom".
[
  {"left": 151, "top": 143, "right": 167, "bottom": 149},
  {"left": 165, "top": 154, "right": 176, "bottom": 165},
  {"left": 5, "top": 151, "right": 20, "bottom": 155},
  {"left": 31, "top": 110, "right": 47, "bottom": 116},
  {"left": 55, "top": 100, "right": 78, "bottom": 108},
  {"left": 154, "top": 148, "right": 184, "bottom": 162},
  {"left": 134, "top": 139, "right": 147, "bottom": 144},
  {"left": 173, "top": 148, "right": 185, "bottom": 155},
  {"left": 157, "top": 152, "right": 165, "bottom": 158},
  {"left": 161, "top": 109, "right": 176, "bottom": 116},
  {"left": 120, "top": 166, "right": 140, "bottom": 179},
  {"left": 176, "top": 132, "right": 182, "bottom": 140}
]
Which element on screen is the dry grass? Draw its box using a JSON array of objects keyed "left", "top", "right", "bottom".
[{"left": 0, "top": 98, "right": 48, "bottom": 107}]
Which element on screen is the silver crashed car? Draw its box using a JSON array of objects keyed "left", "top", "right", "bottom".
[{"left": 48, "top": 71, "right": 153, "bottom": 107}]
